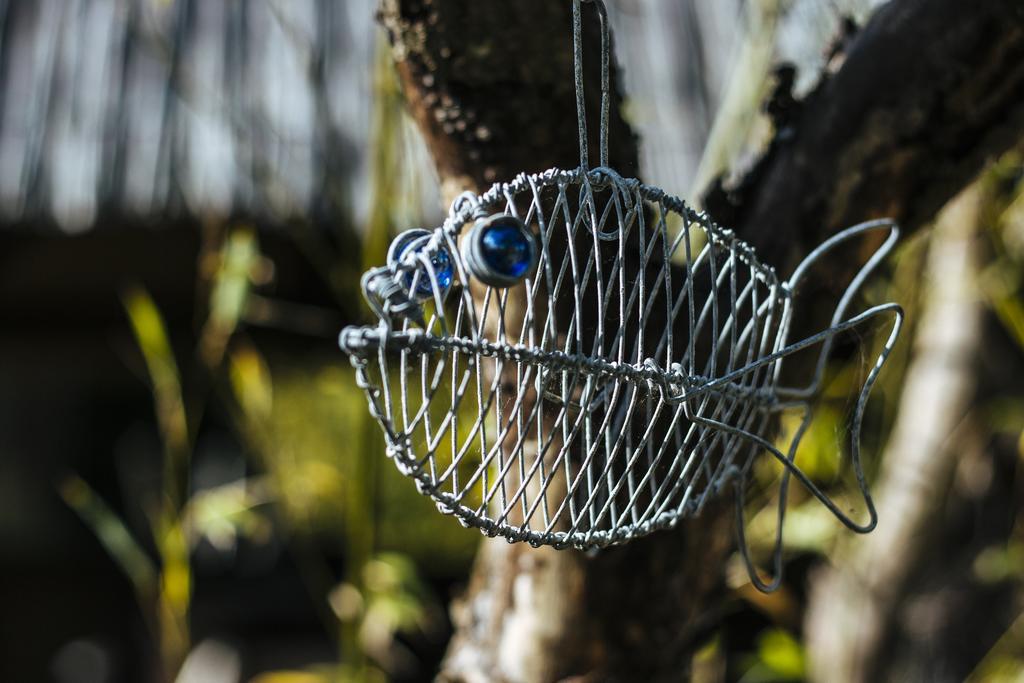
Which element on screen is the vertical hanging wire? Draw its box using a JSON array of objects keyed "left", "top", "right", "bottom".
[
  {"left": 573, "top": 0, "right": 612, "bottom": 171},
  {"left": 594, "top": 0, "right": 610, "bottom": 169},
  {"left": 572, "top": 0, "right": 589, "bottom": 171}
]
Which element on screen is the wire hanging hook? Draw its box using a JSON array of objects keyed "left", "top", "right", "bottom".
[{"left": 572, "top": 0, "right": 611, "bottom": 171}]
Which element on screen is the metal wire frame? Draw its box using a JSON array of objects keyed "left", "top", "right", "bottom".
[
  {"left": 340, "top": 165, "right": 903, "bottom": 560},
  {"left": 338, "top": 0, "right": 904, "bottom": 589}
]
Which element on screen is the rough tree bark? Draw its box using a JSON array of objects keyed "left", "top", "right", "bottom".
[
  {"left": 704, "top": 0, "right": 1024, "bottom": 267},
  {"left": 378, "top": 0, "right": 1024, "bottom": 681}
]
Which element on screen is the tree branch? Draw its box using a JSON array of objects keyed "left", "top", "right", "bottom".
[
  {"left": 705, "top": 0, "right": 1024, "bottom": 271},
  {"left": 378, "top": 0, "right": 638, "bottom": 200}
]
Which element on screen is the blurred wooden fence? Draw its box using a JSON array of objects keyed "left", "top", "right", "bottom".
[{"left": 0, "top": 0, "right": 879, "bottom": 233}]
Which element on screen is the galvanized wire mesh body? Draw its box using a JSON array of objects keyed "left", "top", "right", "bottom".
[
  {"left": 340, "top": 0, "right": 904, "bottom": 588},
  {"left": 342, "top": 166, "right": 806, "bottom": 550}
]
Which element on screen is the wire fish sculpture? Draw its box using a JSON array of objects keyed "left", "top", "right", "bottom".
[{"left": 339, "top": 0, "right": 903, "bottom": 591}]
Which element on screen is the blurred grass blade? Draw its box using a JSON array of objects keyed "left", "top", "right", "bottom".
[
  {"left": 59, "top": 475, "right": 157, "bottom": 601},
  {"left": 122, "top": 286, "right": 190, "bottom": 480},
  {"left": 229, "top": 342, "right": 274, "bottom": 425},
  {"left": 202, "top": 227, "right": 261, "bottom": 367},
  {"left": 156, "top": 518, "right": 192, "bottom": 677}
]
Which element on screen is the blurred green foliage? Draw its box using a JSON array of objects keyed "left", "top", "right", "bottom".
[
  {"left": 740, "top": 629, "right": 805, "bottom": 683},
  {"left": 59, "top": 35, "right": 478, "bottom": 683}
]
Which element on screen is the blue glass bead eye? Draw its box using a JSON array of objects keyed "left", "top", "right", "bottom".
[
  {"left": 387, "top": 229, "right": 454, "bottom": 301},
  {"left": 464, "top": 215, "right": 537, "bottom": 287}
]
